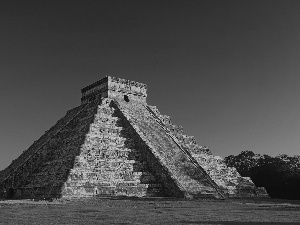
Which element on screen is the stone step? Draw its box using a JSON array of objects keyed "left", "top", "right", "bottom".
[{"left": 115, "top": 100, "right": 225, "bottom": 199}]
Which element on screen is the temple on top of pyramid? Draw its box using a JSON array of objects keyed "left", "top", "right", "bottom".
[
  {"left": 0, "top": 76, "right": 268, "bottom": 200},
  {"left": 81, "top": 76, "right": 147, "bottom": 104}
]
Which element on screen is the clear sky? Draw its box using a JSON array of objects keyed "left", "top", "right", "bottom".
[{"left": 0, "top": 0, "right": 299, "bottom": 170}]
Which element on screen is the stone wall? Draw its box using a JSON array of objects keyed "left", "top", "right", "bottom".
[
  {"left": 108, "top": 76, "right": 147, "bottom": 103},
  {"left": 81, "top": 76, "right": 147, "bottom": 104}
]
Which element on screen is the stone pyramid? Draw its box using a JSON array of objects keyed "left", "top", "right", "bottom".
[{"left": 0, "top": 76, "right": 268, "bottom": 200}]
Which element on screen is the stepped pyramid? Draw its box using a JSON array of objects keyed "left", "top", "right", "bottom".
[{"left": 0, "top": 76, "right": 268, "bottom": 200}]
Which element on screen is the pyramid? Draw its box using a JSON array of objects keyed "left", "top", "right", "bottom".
[{"left": 0, "top": 76, "right": 268, "bottom": 200}]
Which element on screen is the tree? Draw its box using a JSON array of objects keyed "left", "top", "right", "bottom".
[{"left": 224, "top": 151, "right": 300, "bottom": 200}]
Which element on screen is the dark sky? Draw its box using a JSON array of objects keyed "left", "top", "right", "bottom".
[{"left": 0, "top": 0, "right": 299, "bottom": 170}]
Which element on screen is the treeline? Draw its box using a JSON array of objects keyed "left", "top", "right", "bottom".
[{"left": 224, "top": 151, "right": 300, "bottom": 200}]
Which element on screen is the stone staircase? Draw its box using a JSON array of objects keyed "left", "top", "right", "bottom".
[
  {"left": 114, "top": 100, "right": 225, "bottom": 199},
  {"left": 147, "top": 105, "right": 268, "bottom": 197},
  {"left": 62, "top": 99, "right": 165, "bottom": 198}
]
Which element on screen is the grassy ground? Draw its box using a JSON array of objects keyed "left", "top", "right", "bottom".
[{"left": 0, "top": 197, "right": 299, "bottom": 224}]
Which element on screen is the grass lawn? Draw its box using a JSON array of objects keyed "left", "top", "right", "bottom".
[{"left": 0, "top": 197, "right": 299, "bottom": 224}]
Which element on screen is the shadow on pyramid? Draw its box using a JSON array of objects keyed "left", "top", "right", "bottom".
[{"left": 0, "top": 76, "right": 268, "bottom": 200}]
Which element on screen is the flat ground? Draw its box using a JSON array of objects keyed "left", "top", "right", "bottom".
[{"left": 0, "top": 197, "right": 299, "bottom": 224}]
